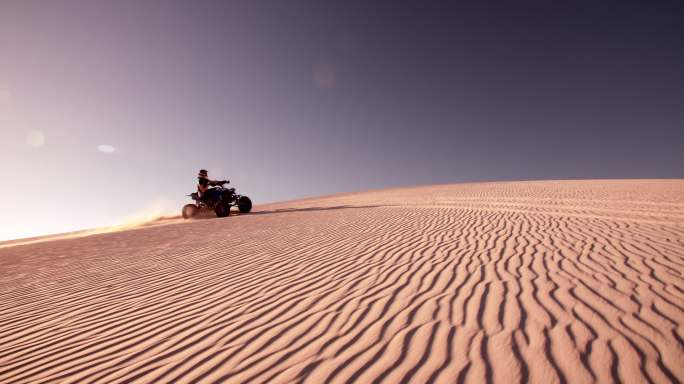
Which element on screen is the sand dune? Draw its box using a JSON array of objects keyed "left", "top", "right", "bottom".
[{"left": 1, "top": 180, "right": 683, "bottom": 383}]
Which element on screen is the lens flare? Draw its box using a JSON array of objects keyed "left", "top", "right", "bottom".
[
  {"left": 0, "top": 85, "right": 10, "bottom": 102},
  {"left": 98, "top": 144, "right": 116, "bottom": 153},
  {"left": 26, "top": 130, "right": 45, "bottom": 148},
  {"left": 312, "top": 64, "right": 336, "bottom": 89}
]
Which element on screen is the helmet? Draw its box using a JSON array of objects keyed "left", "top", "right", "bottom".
[{"left": 198, "top": 169, "right": 208, "bottom": 178}]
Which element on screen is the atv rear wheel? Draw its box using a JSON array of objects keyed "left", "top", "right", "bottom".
[
  {"left": 182, "top": 204, "right": 199, "bottom": 219},
  {"left": 238, "top": 196, "right": 252, "bottom": 213},
  {"left": 215, "top": 202, "right": 230, "bottom": 217}
]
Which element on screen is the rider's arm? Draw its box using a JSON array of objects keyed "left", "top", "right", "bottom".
[{"left": 208, "top": 179, "right": 228, "bottom": 186}]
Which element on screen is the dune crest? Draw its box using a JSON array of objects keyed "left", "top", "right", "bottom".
[{"left": 1, "top": 180, "right": 683, "bottom": 383}]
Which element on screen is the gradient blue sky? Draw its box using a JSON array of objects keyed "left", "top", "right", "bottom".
[{"left": 1, "top": 0, "right": 683, "bottom": 240}]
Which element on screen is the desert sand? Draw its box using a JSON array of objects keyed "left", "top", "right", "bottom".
[{"left": 1, "top": 179, "right": 683, "bottom": 383}]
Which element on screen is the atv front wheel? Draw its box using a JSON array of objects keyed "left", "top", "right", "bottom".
[
  {"left": 237, "top": 196, "right": 252, "bottom": 213},
  {"left": 182, "top": 204, "right": 199, "bottom": 219},
  {"left": 215, "top": 202, "right": 230, "bottom": 217}
]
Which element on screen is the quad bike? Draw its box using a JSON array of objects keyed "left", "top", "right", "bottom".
[{"left": 182, "top": 182, "right": 252, "bottom": 219}]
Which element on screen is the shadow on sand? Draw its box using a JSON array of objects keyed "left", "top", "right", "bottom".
[
  {"left": 250, "top": 205, "right": 381, "bottom": 216},
  {"left": 188, "top": 205, "right": 381, "bottom": 220}
]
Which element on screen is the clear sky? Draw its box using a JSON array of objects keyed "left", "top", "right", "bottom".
[{"left": 1, "top": 0, "right": 683, "bottom": 240}]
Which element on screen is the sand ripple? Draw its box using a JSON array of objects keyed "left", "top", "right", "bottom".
[{"left": 1, "top": 180, "right": 683, "bottom": 383}]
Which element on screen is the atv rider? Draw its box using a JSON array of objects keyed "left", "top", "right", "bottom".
[{"left": 197, "top": 169, "right": 228, "bottom": 206}]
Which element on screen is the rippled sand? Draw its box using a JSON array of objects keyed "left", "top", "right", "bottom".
[{"left": 1, "top": 180, "right": 683, "bottom": 383}]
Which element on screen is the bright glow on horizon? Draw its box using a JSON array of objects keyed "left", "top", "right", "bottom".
[{"left": 0, "top": 196, "right": 177, "bottom": 243}]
